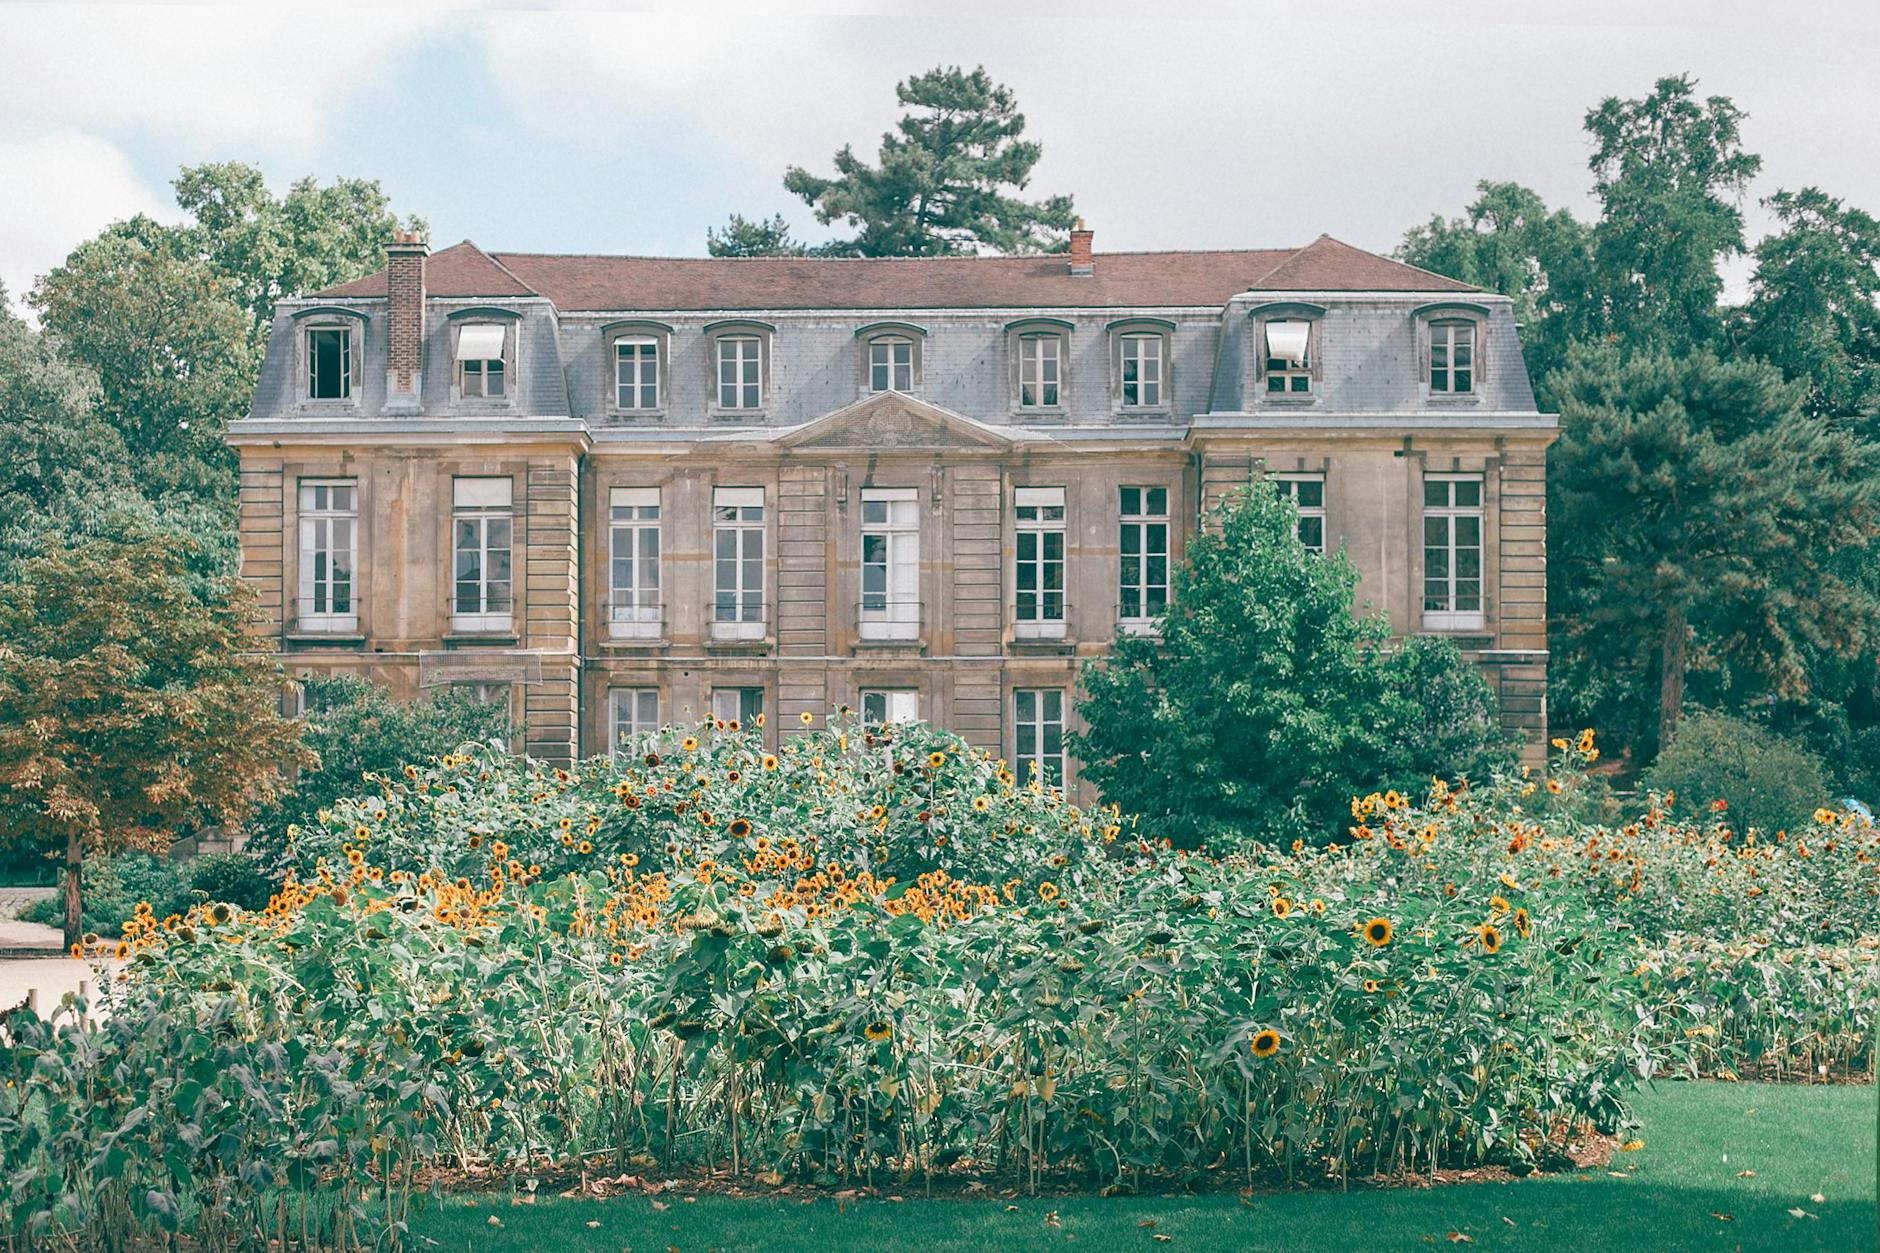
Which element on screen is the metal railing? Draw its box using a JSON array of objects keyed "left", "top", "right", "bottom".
[
  {"left": 856, "top": 598, "right": 922, "bottom": 641},
  {"left": 708, "top": 596, "right": 768, "bottom": 640}
]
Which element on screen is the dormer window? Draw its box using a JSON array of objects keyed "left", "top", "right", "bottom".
[
  {"left": 616, "top": 337, "right": 660, "bottom": 409},
  {"left": 1429, "top": 321, "right": 1475, "bottom": 395},
  {"left": 306, "top": 326, "right": 352, "bottom": 400},
  {"left": 1019, "top": 334, "right": 1061, "bottom": 408},
  {"left": 1264, "top": 321, "right": 1312, "bottom": 394},
  {"left": 869, "top": 337, "right": 914, "bottom": 393},
  {"left": 455, "top": 323, "right": 508, "bottom": 399},
  {"left": 1107, "top": 318, "right": 1174, "bottom": 412},
  {"left": 717, "top": 336, "right": 762, "bottom": 409}
]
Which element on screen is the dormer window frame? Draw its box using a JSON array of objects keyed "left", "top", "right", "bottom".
[
  {"left": 291, "top": 306, "right": 366, "bottom": 409},
  {"left": 704, "top": 319, "right": 775, "bottom": 417},
  {"left": 1106, "top": 317, "right": 1174, "bottom": 414},
  {"left": 446, "top": 309, "right": 521, "bottom": 406},
  {"left": 603, "top": 319, "right": 674, "bottom": 416},
  {"left": 855, "top": 321, "right": 928, "bottom": 396},
  {"left": 1248, "top": 303, "right": 1326, "bottom": 404},
  {"left": 1413, "top": 302, "right": 1490, "bottom": 404},
  {"left": 1006, "top": 317, "right": 1072, "bottom": 415}
]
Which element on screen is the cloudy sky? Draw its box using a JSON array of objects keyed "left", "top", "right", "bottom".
[{"left": 4, "top": 0, "right": 1879, "bottom": 308}]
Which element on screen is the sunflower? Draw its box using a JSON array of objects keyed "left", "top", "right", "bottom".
[
  {"left": 973, "top": 795, "right": 991, "bottom": 813},
  {"left": 609, "top": 951, "right": 624, "bottom": 966},
  {"left": 1038, "top": 882, "right": 1060, "bottom": 901},
  {"left": 682, "top": 736, "right": 699, "bottom": 752},
  {"left": 863, "top": 1021, "right": 893, "bottom": 1042},
  {"left": 728, "top": 818, "right": 753, "bottom": 839},
  {"left": 1546, "top": 778, "right": 1564, "bottom": 795},
  {"left": 1271, "top": 896, "right": 1293, "bottom": 919},
  {"left": 1250, "top": 1029, "right": 1282, "bottom": 1058},
  {"left": 578, "top": 840, "right": 594, "bottom": 855},
  {"left": 1477, "top": 923, "right": 1504, "bottom": 954},
  {"left": 762, "top": 755, "right": 780, "bottom": 771},
  {"left": 1362, "top": 917, "right": 1394, "bottom": 947},
  {"left": 1362, "top": 979, "right": 1381, "bottom": 994},
  {"left": 644, "top": 751, "right": 661, "bottom": 768},
  {"left": 1513, "top": 907, "right": 1532, "bottom": 938},
  {"left": 354, "top": 825, "right": 371, "bottom": 840},
  {"left": 800, "top": 710, "right": 815, "bottom": 725},
  {"left": 927, "top": 751, "right": 947, "bottom": 770}
]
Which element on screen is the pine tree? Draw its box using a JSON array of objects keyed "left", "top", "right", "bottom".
[{"left": 705, "top": 213, "right": 811, "bottom": 257}]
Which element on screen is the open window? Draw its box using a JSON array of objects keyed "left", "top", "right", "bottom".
[
  {"left": 454, "top": 323, "right": 508, "bottom": 399},
  {"left": 1249, "top": 304, "right": 1325, "bottom": 399}
]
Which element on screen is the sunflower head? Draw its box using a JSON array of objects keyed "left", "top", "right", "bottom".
[
  {"left": 762, "top": 754, "right": 780, "bottom": 771},
  {"left": 864, "top": 1021, "right": 893, "bottom": 1042},
  {"left": 1362, "top": 917, "right": 1394, "bottom": 947},
  {"left": 1478, "top": 923, "right": 1504, "bottom": 954},
  {"left": 1271, "top": 896, "right": 1293, "bottom": 919},
  {"left": 728, "top": 818, "right": 753, "bottom": 839},
  {"left": 1250, "top": 1029, "right": 1282, "bottom": 1058}
]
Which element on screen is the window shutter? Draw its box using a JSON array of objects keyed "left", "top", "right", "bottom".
[
  {"left": 456, "top": 324, "right": 507, "bottom": 361},
  {"left": 610, "top": 487, "right": 660, "bottom": 509},
  {"left": 713, "top": 486, "right": 765, "bottom": 509},
  {"left": 454, "top": 477, "right": 512, "bottom": 508},
  {"left": 1264, "top": 321, "right": 1311, "bottom": 366},
  {"left": 1015, "top": 486, "right": 1065, "bottom": 509}
]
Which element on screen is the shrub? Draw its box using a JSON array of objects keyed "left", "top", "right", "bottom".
[
  {"left": 185, "top": 852, "right": 273, "bottom": 911},
  {"left": 19, "top": 852, "right": 189, "bottom": 935},
  {"left": 1645, "top": 710, "right": 1831, "bottom": 836}
]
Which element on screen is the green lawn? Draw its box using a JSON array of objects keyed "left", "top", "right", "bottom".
[{"left": 410, "top": 1082, "right": 1877, "bottom": 1251}]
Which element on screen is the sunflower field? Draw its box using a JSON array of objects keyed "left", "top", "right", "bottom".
[{"left": 2, "top": 719, "right": 1875, "bottom": 1249}]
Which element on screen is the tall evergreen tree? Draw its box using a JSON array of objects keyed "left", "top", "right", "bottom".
[
  {"left": 783, "top": 66, "right": 1075, "bottom": 256},
  {"left": 705, "top": 213, "right": 811, "bottom": 257},
  {"left": 1548, "top": 346, "right": 1880, "bottom": 756}
]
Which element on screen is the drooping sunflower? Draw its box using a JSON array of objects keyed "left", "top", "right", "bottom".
[
  {"left": 1478, "top": 923, "right": 1504, "bottom": 954},
  {"left": 1271, "top": 896, "right": 1293, "bottom": 919},
  {"left": 728, "top": 818, "right": 753, "bottom": 839},
  {"left": 1250, "top": 1029, "right": 1282, "bottom": 1058},
  {"left": 864, "top": 1021, "right": 893, "bottom": 1042},
  {"left": 1513, "top": 907, "right": 1532, "bottom": 938},
  {"left": 1038, "top": 882, "right": 1060, "bottom": 902},
  {"left": 1362, "top": 917, "right": 1394, "bottom": 947}
]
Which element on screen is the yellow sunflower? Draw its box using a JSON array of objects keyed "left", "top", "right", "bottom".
[
  {"left": 1478, "top": 923, "right": 1504, "bottom": 954},
  {"left": 1271, "top": 896, "right": 1293, "bottom": 919},
  {"left": 864, "top": 1021, "right": 893, "bottom": 1042},
  {"left": 1362, "top": 917, "right": 1394, "bottom": 947},
  {"left": 1250, "top": 1029, "right": 1282, "bottom": 1058}
]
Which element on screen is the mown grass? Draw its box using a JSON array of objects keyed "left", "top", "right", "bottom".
[{"left": 409, "top": 1080, "right": 1876, "bottom": 1251}]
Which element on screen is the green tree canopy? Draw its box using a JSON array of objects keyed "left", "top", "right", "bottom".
[
  {"left": 1739, "top": 186, "right": 1880, "bottom": 432},
  {"left": 0, "top": 526, "right": 309, "bottom": 945},
  {"left": 705, "top": 213, "right": 811, "bottom": 258},
  {"left": 1548, "top": 346, "right": 1880, "bottom": 758},
  {"left": 1072, "top": 486, "right": 1512, "bottom": 848},
  {"left": 782, "top": 65, "right": 1074, "bottom": 257},
  {"left": 0, "top": 288, "right": 127, "bottom": 520},
  {"left": 1585, "top": 74, "right": 1762, "bottom": 350}
]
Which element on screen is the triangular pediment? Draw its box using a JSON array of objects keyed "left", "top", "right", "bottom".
[{"left": 775, "top": 391, "right": 1016, "bottom": 451}]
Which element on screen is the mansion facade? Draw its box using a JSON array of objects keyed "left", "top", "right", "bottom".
[{"left": 229, "top": 227, "right": 1556, "bottom": 785}]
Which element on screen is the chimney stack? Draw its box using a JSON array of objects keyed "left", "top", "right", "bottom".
[
  {"left": 1068, "top": 218, "right": 1094, "bottom": 276},
  {"left": 385, "top": 231, "right": 427, "bottom": 415}
]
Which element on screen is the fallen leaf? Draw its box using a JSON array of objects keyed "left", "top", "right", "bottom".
[
  {"left": 1501, "top": 1217, "right": 1516, "bottom": 1226},
  {"left": 1138, "top": 1220, "right": 1158, "bottom": 1229},
  {"left": 486, "top": 1216, "right": 503, "bottom": 1228},
  {"left": 585, "top": 1221, "right": 600, "bottom": 1229},
  {"left": 1788, "top": 1208, "right": 1818, "bottom": 1220},
  {"left": 649, "top": 1200, "right": 668, "bottom": 1212},
  {"left": 1711, "top": 1212, "right": 1735, "bottom": 1222},
  {"left": 1446, "top": 1234, "right": 1474, "bottom": 1244},
  {"left": 1736, "top": 1170, "right": 1756, "bottom": 1178},
  {"left": 1811, "top": 1193, "right": 1826, "bottom": 1203},
  {"left": 756, "top": 1171, "right": 783, "bottom": 1187},
  {"left": 1607, "top": 1172, "right": 1630, "bottom": 1178},
  {"left": 1007, "top": 1205, "right": 1022, "bottom": 1213},
  {"left": 1620, "top": 1140, "right": 1645, "bottom": 1151},
  {"left": 1045, "top": 1210, "right": 1062, "bottom": 1228},
  {"left": 1153, "top": 1237, "right": 1173, "bottom": 1245}
]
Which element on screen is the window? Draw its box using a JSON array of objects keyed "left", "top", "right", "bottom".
[
  {"left": 868, "top": 337, "right": 914, "bottom": 393},
  {"left": 611, "top": 688, "right": 660, "bottom": 750},
  {"left": 306, "top": 326, "right": 352, "bottom": 400},
  {"left": 1429, "top": 321, "right": 1475, "bottom": 395},
  {"left": 712, "top": 487, "right": 765, "bottom": 638},
  {"left": 608, "top": 487, "right": 661, "bottom": 638},
  {"left": 716, "top": 336, "right": 762, "bottom": 409},
  {"left": 1120, "top": 334, "right": 1163, "bottom": 408},
  {"left": 1423, "top": 475, "right": 1484, "bottom": 628},
  {"left": 859, "top": 488, "right": 919, "bottom": 640},
  {"left": 860, "top": 689, "right": 919, "bottom": 725},
  {"left": 615, "top": 337, "right": 660, "bottom": 410},
  {"left": 296, "top": 479, "right": 357, "bottom": 631},
  {"left": 1015, "top": 487, "right": 1066, "bottom": 639},
  {"left": 452, "top": 477, "right": 513, "bottom": 633},
  {"left": 455, "top": 323, "right": 507, "bottom": 399},
  {"left": 1014, "top": 688, "right": 1066, "bottom": 789},
  {"left": 711, "top": 686, "right": 765, "bottom": 729},
  {"left": 1018, "top": 334, "right": 1062, "bottom": 408},
  {"left": 1118, "top": 486, "right": 1169, "bottom": 624},
  {"left": 1263, "top": 320, "right": 1313, "bottom": 394},
  {"left": 1274, "top": 474, "right": 1326, "bottom": 555}
]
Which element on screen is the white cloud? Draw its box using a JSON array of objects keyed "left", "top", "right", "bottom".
[
  {"left": 0, "top": 2, "right": 446, "bottom": 154},
  {"left": 0, "top": 131, "right": 175, "bottom": 311}
]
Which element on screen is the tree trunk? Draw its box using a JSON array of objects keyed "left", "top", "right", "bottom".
[
  {"left": 1658, "top": 604, "right": 1689, "bottom": 754},
  {"left": 62, "top": 831, "right": 82, "bottom": 951}
]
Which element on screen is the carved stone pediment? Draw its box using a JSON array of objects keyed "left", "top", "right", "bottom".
[{"left": 777, "top": 392, "right": 1014, "bottom": 451}]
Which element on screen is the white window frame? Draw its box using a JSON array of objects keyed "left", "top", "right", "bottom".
[
  {"left": 610, "top": 687, "right": 660, "bottom": 752},
  {"left": 614, "top": 336, "right": 661, "bottom": 410},
  {"left": 1014, "top": 688, "right": 1066, "bottom": 790},
  {"left": 711, "top": 686, "right": 764, "bottom": 729},
  {"left": 1017, "top": 333, "right": 1062, "bottom": 409},
  {"left": 859, "top": 689, "right": 919, "bottom": 725},
  {"left": 716, "top": 335, "right": 763, "bottom": 410},
  {"left": 1274, "top": 474, "right": 1327, "bottom": 555},
  {"left": 296, "top": 479, "right": 358, "bottom": 632},
  {"left": 455, "top": 323, "right": 509, "bottom": 400},
  {"left": 1429, "top": 321, "right": 1476, "bottom": 395},
  {"left": 305, "top": 324, "right": 353, "bottom": 401},
  {"left": 1014, "top": 486, "right": 1067, "bottom": 639},
  {"left": 712, "top": 487, "right": 766, "bottom": 639},
  {"left": 608, "top": 487, "right": 662, "bottom": 639},
  {"left": 859, "top": 488, "right": 919, "bottom": 641},
  {"left": 451, "top": 477, "right": 514, "bottom": 634},
  {"left": 1263, "top": 320, "right": 1313, "bottom": 395},
  {"left": 1118, "top": 485, "right": 1169, "bottom": 629},
  {"left": 868, "top": 337, "right": 914, "bottom": 393},
  {"left": 1119, "top": 334, "right": 1163, "bottom": 409},
  {"left": 1422, "top": 474, "right": 1485, "bottom": 630}
]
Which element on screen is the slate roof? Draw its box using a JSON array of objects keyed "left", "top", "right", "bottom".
[{"left": 316, "top": 235, "right": 1478, "bottom": 311}]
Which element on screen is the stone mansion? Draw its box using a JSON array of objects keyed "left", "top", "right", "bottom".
[{"left": 229, "top": 227, "right": 1555, "bottom": 785}]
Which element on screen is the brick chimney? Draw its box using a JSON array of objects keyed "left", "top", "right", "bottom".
[
  {"left": 1068, "top": 218, "right": 1094, "bottom": 276},
  {"left": 384, "top": 231, "right": 427, "bottom": 415}
]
